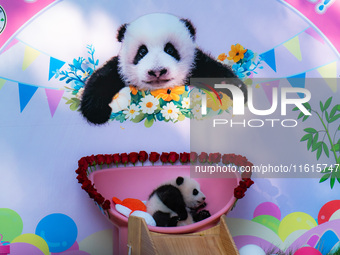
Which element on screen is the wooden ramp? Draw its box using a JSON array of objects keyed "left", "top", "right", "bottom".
[{"left": 127, "top": 216, "right": 239, "bottom": 255}]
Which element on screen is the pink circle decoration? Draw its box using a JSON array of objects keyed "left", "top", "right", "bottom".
[
  {"left": 294, "top": 247, "right": 322, "bottom": 255},
  {"left": 10, "top": 242, "right": 45, "bottom": 255},
  {"left": 253, "top": 202, "right": 281, "bottom": 220}
]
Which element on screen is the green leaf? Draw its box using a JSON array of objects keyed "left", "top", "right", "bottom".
[
  {"left": 292, "top": 106, "right": 299, "bottom": 111},
  {"left": 325, "top": 111, "right": 330, "bottom": 123},
  {"left": 131, "top": 113, "right": 145, "bottom": 123},
  {"left": 70, "top": 102, "right": 79, "bottom": 111},
  {"left": 331, "top": 143, "right": 340, "bottom": 152},
  {"left": 324, "top": 97, "right": 332, "bottom": 111},
  {"left": 330, "top": 176, "right": 335, "bottom": 189},
  {"left": 303, "top": 102, "right": 311, "bottom": 111},
  {"left": 300, "top": 134, "right": 312, "bottom": 142},
  {"left": 178, "top": 114, "right": 186, "bottom": 121},
  {"left": 337, "top": 104, "right": 340, "bottom": 111},
  {"left": 302, "top": 115, "right": 309, "bottom": 122},
  {"left": 320, "top": 101, "right": 324, "bottom": 112},
  {"left": 322, "top": 167, "right": 331, "bottom": 173},
  {"left": 319, "top": 173, "right": 331, "bottom": 183},
  {"left": 311, "top": 133, "right": 319, "bottom": 152},
  {"left": 298, "top": 112, "right": 304, "bottom": 119},
  {"left": 330, "top": 105, "right": 338, "bottom": 118},
  {"left": 144, "top": 118, "right": 154, "bottom": 128},
  {"left": 323, "top": 142, "right": 330, "bottom": 158},
  {"left": 329, "top": 114, "right": 340, "bottom": 123},
  {"left": 304, "top": 128, "right": 317, "bottom": 133},
  {"left": 316, "top": 146, "right": 322, "bottom": 160},
  {"left": 307, "top": 137, "right": 313, "bottom": 150}
]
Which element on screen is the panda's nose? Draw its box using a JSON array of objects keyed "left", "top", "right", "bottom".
[
  {"left": 202, "top": 197, "right": 206, "bottom": 201},
  {"left": 148, "top": 68, "right": 167, "bottom": 78}
]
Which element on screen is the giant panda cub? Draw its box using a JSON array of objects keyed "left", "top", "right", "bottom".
[
  {"left": 146, "top": 176, "right": 211, "bottom": 227},
  {"left": 80, "top": 13, "right": 247, "bottom": 124}
]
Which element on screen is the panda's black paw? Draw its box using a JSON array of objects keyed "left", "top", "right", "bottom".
[
  {"left": 196, "top": 210, "right": 211, "bottom": 221},
  {"left": 169, "top": 216, "right": 180, "bottom": 227}
]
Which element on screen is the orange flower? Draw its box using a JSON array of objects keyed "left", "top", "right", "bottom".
[
  {"left": 227, "top": 44, "right": 247, "bottom": 63},
  {"left": 151, "top": 86, "right": 185, "bottom": 102},
  {"left": 129, "top": 86, "right": 138, "bottom": 95},
  {"left": 218, "top": 53, "right": 227, "bottom": 62}
]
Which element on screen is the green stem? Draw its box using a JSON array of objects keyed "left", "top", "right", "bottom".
[{"left": 314, "top": 110, "right": 338, "bottom": 163}]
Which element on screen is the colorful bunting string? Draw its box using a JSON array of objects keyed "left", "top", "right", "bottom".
[{"left": 0, "top": 25, "right": 337, "bottom": 116}]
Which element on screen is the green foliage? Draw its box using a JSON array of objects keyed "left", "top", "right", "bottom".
[{"left": 294, "top": 97, "right": 340, "bottom": 189}]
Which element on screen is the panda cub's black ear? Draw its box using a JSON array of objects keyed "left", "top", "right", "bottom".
[
  {"left": 117, "top": 24, "right": 128, "bottom": 42},
  {"left": 176, "top": 176, "right": 184, "bottom": 186},
  {"left": 180, "top": 19, "right": 196, "bottom": 41}
]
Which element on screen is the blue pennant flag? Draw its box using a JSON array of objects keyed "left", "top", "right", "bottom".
[
  {"left": 260, "top": 49, "right": 276, "bottom": 72},
  {"left": 49, "top": 57, "right": 65, "bottom": 80},
  {"left": 18, "top": 83, "right": 38, "bottom": 112},
  {"left": 286, "top": 73, "right": 306, "bottom": 98}
]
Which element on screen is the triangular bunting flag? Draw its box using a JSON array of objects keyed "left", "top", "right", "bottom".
[
  {"left": 261, "top": 79, "right": 280, "bottom": 104},
  {"left": 0, "top": 39, "right": 19, "bottom": 55},
  {"left": 18, "top": 83, "right": 38, "bottom": 112},
  {"left": 317, "top": 62, "right": 337, "bottom": 92},
  {"left": 45, "top": 89, "right": 64, "bottom": 117},
  {"left": 0, "top": 78, "right": 6, "bottom": 90},
  {"left": 287, "top": 73, "right": 306, "bottom": 98},
  {"left": 305, "top": 27, "right": 325, "bottom": 44},
  {"left": 283, "top": 36, "right": 302, "bottom": 61},
  {"left": 49, "top": 57, "right": 66, "bottom": 80},
  {"left": 22, "top": 46, "right": 41, "bottom": 71},
  {"left": 260, "top": 49, "right": 277, "bottom": 72}
]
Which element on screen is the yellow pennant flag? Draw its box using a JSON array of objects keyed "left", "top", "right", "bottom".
[
  {"left": 283, "top": 36, "right": 302, "bottom": 61},
  {"left": 0, "top": 78, "right": 6, "bottom": 90},
  {"left": 317, "top": 62, "right": 337, "bottom": 92},
  {"left": 22, "top": 46, "right": 41, "bottom": 71}
]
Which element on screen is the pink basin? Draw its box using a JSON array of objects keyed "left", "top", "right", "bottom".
[{"left": 89, "top": 165, "right": 240, "bottom": 254}]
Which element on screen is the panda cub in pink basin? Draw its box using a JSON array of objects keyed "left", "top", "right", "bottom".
[{"left": 147, "top": 176, "right": 211, "bottom": 227}]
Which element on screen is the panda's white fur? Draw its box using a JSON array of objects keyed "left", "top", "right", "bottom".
[
  {"left": 118, "top": 13, "right": 196, "bottom": 90},
  {"left": 146, "top": 176, "right": 207, "bottom": 227}
]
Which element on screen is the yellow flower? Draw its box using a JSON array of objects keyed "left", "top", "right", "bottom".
[
  {"left": 129, "top": 86, "right": 138, "bottom": 95},
  {"left": 207, "top": 92, "right": 232, "bottom": 111},
  {"left": 151, "top": 86, "right": 185, "bottom": 101},
  {"left": 218, "top": 53, "right": 227, "bottom": 62},
  {"left": 227, "top": 44, "right": 247, "bottom": 63}
]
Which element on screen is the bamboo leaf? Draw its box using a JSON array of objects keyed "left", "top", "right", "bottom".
[
  {"left": 302, "top": 115, "right": 309, "bottom": 122},
  {"left": 316, "top": 146, "right": 322, "bottom": 160},
  {"left": 307, "top": 137, "right": 313, "bottom": 150},
  {"left": 300, "top": 134, "right": 312, "bottom": 142},
  {"left": 298, "top": 112, "right": 304, "bottom": 119},
  {"left": 329, "top": 114, "right": 340, "bottom": 123},
  {"left": 325, "top": 111, "right": 330, "bottom": 123},
  {"left": 324, "top": 97, "right": 332, "bottom": 111},
  {"left": 292, "top": 106, "right": 299, "bottom": 111},
  {"left": 319, "top": 173, "right": 331, "bottom": 183},
  {"left": 303, "top": 102, "right": 311, "bottom": 111},
  {"left": 330, "top": 176, "right": 335, "bottom": 189},
  {"left": 320, "top": 101, "right": 324, "bottom": 112},
  {"left": 311, "top": 133, "right": 319, "bottom": 152},
  {"left": 323, "top": 142, "right": 330, "bottom": 158},
  {"left": 322, "top": 167, "right": 331, "bottom": 173},
  {"left": 304, "top": 128, "right": 317, "bottom": 133},
  {"left": 330, "top": 105, "right": 338, "bottom": 118}
]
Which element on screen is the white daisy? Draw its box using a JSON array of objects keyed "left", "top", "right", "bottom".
[
  {"left": 192, "top": 104, "right": 203, "bottom": 120},
  {"left": 109, "top": 87, "right": 131, "bottom": 113},
  {"left": 161, "top": 102, "right": 180, "bottom": 120},
  {"left": 191, "top": 90, "right": 204, "bottom": 103},
  {"left": 123, "top": 104, "right": 140, "bottom": 120},
  {"left": 182, "top": 97, "right": 190, "bottom": 109},
  {"left": 140, "top": 94, "right": 159, "bottom": 114}
]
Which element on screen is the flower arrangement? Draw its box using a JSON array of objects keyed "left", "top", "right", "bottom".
[
  {"left": 75, "top": 151, "right": 254, "bottom": 215},
  {"left": 57, "top": 44, "right": 262, "bottom": 127},
  {"left": 218, "top": 43, "right": 263, "bottom": 85}
]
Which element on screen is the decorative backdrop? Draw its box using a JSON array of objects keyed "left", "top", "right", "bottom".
[{"left": 0, "top": 0, "right": 339, "bottom": 254}]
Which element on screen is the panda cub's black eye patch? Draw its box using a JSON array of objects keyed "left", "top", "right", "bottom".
[
  {"left": 193, "top": 189, "right": 199, "bottom": 196},
  {"left": 133, "top": 45, "right": 148, "bottom": 65},
  {"left": 164, "top": 43, "right": 180, "bottom": 61}
]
